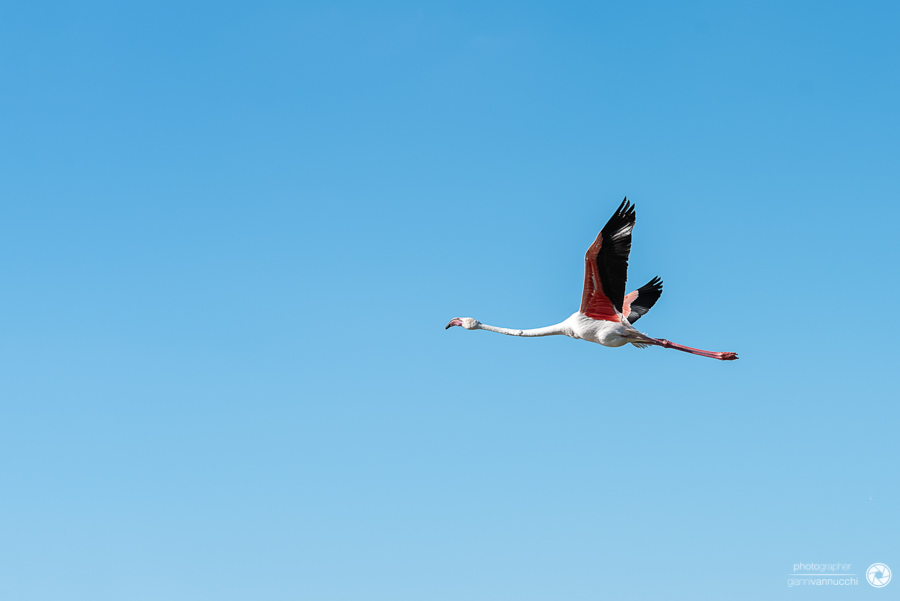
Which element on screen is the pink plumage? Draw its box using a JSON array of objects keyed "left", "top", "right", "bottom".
[{"left": 446, "top": 198, "right": 738, "bottom": 361}]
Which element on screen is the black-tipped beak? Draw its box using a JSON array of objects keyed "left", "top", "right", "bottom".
[{"left": 445, "top": 318, "right": 463, "bottom": 329}]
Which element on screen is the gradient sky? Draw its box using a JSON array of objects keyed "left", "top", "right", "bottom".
[{"left": 1, "top": 1, "right": 898, "bottom": 600}]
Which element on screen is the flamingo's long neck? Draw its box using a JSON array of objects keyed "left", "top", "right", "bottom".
[{"left": 477, "top": 322, "right": 567, "bottom": 337}]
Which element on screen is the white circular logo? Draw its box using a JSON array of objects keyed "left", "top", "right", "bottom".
[{"left": 867, "top": 563, "right": 891, "bottom": 588}]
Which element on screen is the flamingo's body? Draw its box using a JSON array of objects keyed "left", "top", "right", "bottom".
[{"left": 446, "top": 199, "right": 738, "bottom": 361}]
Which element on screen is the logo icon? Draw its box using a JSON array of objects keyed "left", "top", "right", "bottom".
[{"left": 866, "top": 563, "right": 891, "bottom": 588}]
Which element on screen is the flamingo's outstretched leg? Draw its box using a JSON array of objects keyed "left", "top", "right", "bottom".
[{"left": 652, "top": 338, "right": 738, "bottom": 361}]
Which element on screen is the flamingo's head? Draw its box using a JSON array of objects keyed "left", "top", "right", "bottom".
[{"left": 445, "top": 317, "right": 480, "bottom": 330}]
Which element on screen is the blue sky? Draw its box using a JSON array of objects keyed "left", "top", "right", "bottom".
[{"left": 1, "top": 1, "right": 898, "bottom": 599}]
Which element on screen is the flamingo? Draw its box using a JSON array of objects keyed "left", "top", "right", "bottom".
[{"left": 445, "top": 198, "right": 738, "bottom": 361}]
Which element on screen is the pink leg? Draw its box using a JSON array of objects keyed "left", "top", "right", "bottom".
[{"left": 652, "top": 338, "right": 738, "bottom": 361}]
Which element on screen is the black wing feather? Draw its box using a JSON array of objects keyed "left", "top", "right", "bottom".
[
  {"left": 596, "top": 198, "right": 636, "bottom": 314},
  {"left": 627, "top": 276, "right": 663, "bottom": 324}
]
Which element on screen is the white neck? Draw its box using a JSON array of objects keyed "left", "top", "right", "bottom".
[{"left": 476, "top": 322, "right": 567, "bottom": 337}]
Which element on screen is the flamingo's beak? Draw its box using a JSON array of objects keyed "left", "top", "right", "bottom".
[{"left": 445, "top": 318, "right": 463, "bottom": 329}]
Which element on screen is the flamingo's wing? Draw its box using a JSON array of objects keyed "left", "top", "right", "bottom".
[
  {"left": 579, "top": 198, "right": 635, "bottom": 322},
  {"left": 623, "top": 276, "right": 663, "bottom": 324}
]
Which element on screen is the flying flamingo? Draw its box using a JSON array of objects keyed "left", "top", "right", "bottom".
[{"left": 446, "top": 198, "right": 738, "bottom": 360}]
